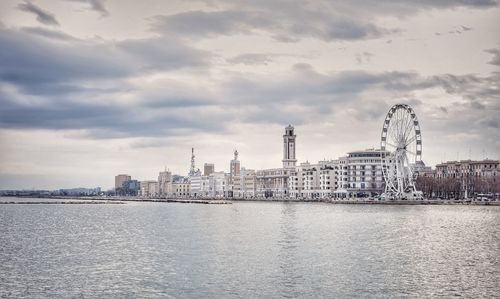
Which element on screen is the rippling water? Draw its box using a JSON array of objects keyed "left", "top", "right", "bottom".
[{"left": 1, "top": 198, "right": 499, "bottom": 298}]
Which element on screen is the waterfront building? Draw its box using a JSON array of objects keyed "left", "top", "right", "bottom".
[
  {"left": 209, "top": 171, "right": 229, "bottom": 198},
  {"left": 256, "top": 168, "right": 293, "bottom": 198},
  {"left": 435, "top": 159, "right": 499, "bottom": 198},
  {"left": 318, "top": 160, "right": 339, "bottom": 198},
  {"left": 158, "top": 170, "right": 173, "bottom": 197},
  {"left": 229, "top": 150, "right": 241, "bottom": 185},
  {"left": 255, "top": 125, "right": 298, "bottom": 198},
  {"left": 115, "top": 174, "right": 131, "bottom": 189},
  {"left": 288, "top": 168, "right": 302, "bottom": 198},
  {"left": 343, "top": 149, "right": 386, "bottom": 197},
  {"left": 189, "top": 171, "right": 202, "bottom": 197},
  {"left": 298, "top": 161, "right": 320, "bottom": 198},
  {"left": 121, "top": 179, "right": 140, "bottom": 196},
  {"left": 414, "top": 161, "right": 435, "bottom": 177},
  {"left": 204, "top": 163, "right": 214, "bottom": 176},
  {"left": 139, "top": 180, "right": 158, "bottom": 197},
  {"left": 288, "top": 160, "right": 339, "bottom": 199},
  {"left": 172, "top": 181, "right": 190, "bottom": 197},
  {"left": 58, "top": 187, "right": 101, "bottom": 196},
  {"left": 233, "top": 168, "right": 257, "bottom": 198}
]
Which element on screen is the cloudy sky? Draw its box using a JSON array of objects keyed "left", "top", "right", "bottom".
[{"left": 0, "top": 0, "right": 499, "bottom": 189}]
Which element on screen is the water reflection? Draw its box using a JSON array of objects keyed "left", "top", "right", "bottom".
[
  {"left": 277, "top": 203, "right": 302, "bottom": 298},
  {"left": 0, "top": 202, "right": 498, "bottom": 298}
]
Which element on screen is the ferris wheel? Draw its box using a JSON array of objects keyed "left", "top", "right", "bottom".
[{"left": 380, "top": 104, "right": 422, "bottom": 198}]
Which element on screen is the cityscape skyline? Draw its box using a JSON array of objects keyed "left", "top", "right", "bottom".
[{"left": 0, "top": 0, "right": 499, "bottom": 189}]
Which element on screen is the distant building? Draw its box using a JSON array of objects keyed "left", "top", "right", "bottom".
[
  {"left": 414, "top": 161, "right": 435, "bottom": 177},
  {"left": 209, "top": 171, "right": 229, "bottom": 198},
  {"left": 229, "top": 150, "right": 241, "bottom": 185},
  {"left": 233, "top": 168, "right": 257, "bottom": 198},
  {"left": 204, "top": 163, "right": 214, "bottom": 176},
  {"left": 256, "top": 168, "right": 292, "bottom": 198},
  {"left": 59, "top": 187, "right": 101, "bottom": 196},
  {"left": 158, "top": 170, "right": 173, "bottom": 197},
  {"left": 121, "top": 180, "right": 139, "bottom": 196},
  {"left": 139, "top": 180, "right": 158, "bottom": 197},
  {"left": 172, "top": 181, "right": 190, "bottom": 197},
  {"left": 189, "top": 171, "right": 202, "bottom": 197},
  {"left": 115, "top": 174, "right": 131, "bottom": 189}
]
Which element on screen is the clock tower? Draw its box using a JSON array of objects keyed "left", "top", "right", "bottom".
[{"left": 282, "top": 125, "right": 297, "bottom": 169}]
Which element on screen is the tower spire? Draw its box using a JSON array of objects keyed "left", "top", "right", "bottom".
[{"left": 189, "top": 147, "right": 196, "bottom": 176}]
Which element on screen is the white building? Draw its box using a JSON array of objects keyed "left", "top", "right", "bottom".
[
  {"left": 232, "top": 167, "right": 257, "bottom": 198},
  {"left": 139, "top": 180, "right": 158, "bottom": 198},
  {"left": 288, "top": 160, "right": 338, "bottom": 199},
  {"left": 209, "top": 171, "right": 229, "bottom": 198},
  {"left": 256, "top": 125, "right": 298, "bottom": 198},
  {"left": 188, "top": 170, "right": 202, "bottom": 197},
  {"left": 343, "top": 149, "right": 386, "bottom": 197}
]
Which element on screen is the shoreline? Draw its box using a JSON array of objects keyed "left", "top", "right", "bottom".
[{"left": 2, "top": 195, "right": 499, "bottom": 206}]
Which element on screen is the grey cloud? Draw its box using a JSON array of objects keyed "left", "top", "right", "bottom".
[
  {"left": 180, "top": 0, "right": 499, "bottom": 42},
  {"left": 431, "top": 73, "right": 500, "bottom": 102},
  {"left": 227, "top": 53, "right": 276, "bottom": 65},
  {"left": 0, "top": 90, "right": 225, "bottom": 139},
  {"left": 0, "top": 19, "right": 497, "bottom": 142},
  {"left": 21, "top": 27, "right": 78, "bottom": 41},
  {"left": 356, "top": 52, "right": 373, "bottom": 64},
  {"left": 67, "top": 0, "right": 109, "bottom": 17},
  {"left": 151, "top": 9, "right": 394, "bottom": 42},
  {"left": 477, "top": 117, "right": 500, "bottom": 129},
  {"left": 118, "top": 37, "right": 211, "bottom": 71},
  {"left": 0, "top": 28, "right": 210, "bottom": 95},
  {"left": 485, "top": 49, "right": 500, "bottom": 66},
  {"left": 1, "top": 67, "right": 498, "bottom": 141},
  {"left": 17, "top": 1, "right": 60, "bottom": 26},
  {"left": 152, "top": 10, "right": 274, "bottom": 38},
  {"left": 0, "top": 29, "right": 131, "bottom": 93}
]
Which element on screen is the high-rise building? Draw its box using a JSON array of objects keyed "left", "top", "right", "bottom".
[
  {"left": 121, "top": 179, "right": 139, "bottom": 196},
  {"left": 158, "top": 170, "right": 172, "bottom": 197},
  {"left": 229, "top": 150, "right": 241, "bottom": 184},
  {"left": 204, "top": 163, "right": 214, "bottom": 176},
  {"left": 344, "top": 149, "right": 385, "bottom": 197},
  {"left": 115, "top": 174, "right": 131, "bottom": 189},
  {"left": 282, "top": 125, "right": 297, "bottom": 169}
]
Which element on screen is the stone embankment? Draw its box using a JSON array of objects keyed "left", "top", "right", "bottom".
[{"left": 3, "top": 196, "right": 498, "bottom": 206}]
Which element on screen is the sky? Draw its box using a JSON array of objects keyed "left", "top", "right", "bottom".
[{"left": 0, "top": 0, "right": 499, "bottom": 190}]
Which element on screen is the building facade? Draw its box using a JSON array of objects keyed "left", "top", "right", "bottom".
[
  {"left": 115, "top": 174, "right": 131, "bottom": 189},
  {"left": 435, "top": 159, "right": 499, "bottom": 198},
  {"left": 232, "top": 168, "right": 257, "bottom": 198},
  {"left": 158, "top": 170, "right": 172, "bottom": 197},
  {"left": 343, "top": 149, "right": 386, "bottom": 197},
  {"left": 139, "top": 180, "right": 158, "bottom": 197},
  {"left": 204, "top": 163, "right": 214, "bottom": 176}
]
